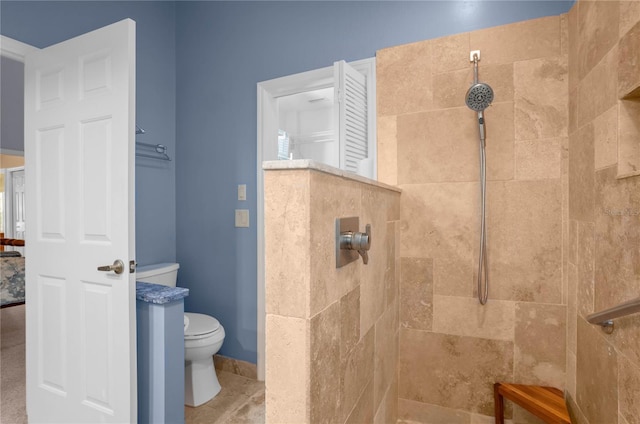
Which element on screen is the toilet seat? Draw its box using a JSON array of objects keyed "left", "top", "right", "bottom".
[{"left": 184, "top": 312, "right": 221, "bottom": 340}]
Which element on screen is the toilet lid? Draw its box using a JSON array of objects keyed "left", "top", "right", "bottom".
[{"left": 184, "top": 312, "right": 220, "bottom": 336}]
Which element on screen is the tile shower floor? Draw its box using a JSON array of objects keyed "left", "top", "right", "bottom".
[{"left": 185, "top": 371, "right": 265, "bottom": 424}]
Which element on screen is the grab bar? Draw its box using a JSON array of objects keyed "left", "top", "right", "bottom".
[{"left": 587, "top": 296, "right": 640, "bottom": 334}]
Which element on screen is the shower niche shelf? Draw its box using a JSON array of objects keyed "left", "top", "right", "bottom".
[
  {"left": 616, "top": 21, "right": 640, "bottom": 179},
  {"left": 617, "top": 98, "right": 640, "bottom": 179}
]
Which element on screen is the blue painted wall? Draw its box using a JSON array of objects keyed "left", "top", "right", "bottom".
[
  {"left": 0, "top": 1, "right": 177, "bottom": 267},
  {"left": 1, "top": 56, "right": 24, "bottom": 152},
  {"left": 174, "top": 0, "right": 573, "bottom": 363},
  {"left": 1, "top": 1, "right": 574, "bottom": 364}
]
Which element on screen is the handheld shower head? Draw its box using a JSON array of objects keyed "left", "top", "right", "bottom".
[
  {"left": 466, "top": 82, "right": 494, "bottom": 143},
  {"left": 465, "top": 82, "right": 494, "bottom": 112},
  {"left": 467, "top": 53, "right": 493, "bottom": 306}
]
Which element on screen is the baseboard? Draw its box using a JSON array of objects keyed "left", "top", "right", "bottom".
[{"left": 213, "top": 354, "right": 257, "bottom": 380}]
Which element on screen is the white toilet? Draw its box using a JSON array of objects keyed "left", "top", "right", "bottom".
[{"left": 136, "top": 263, "right": 225, "bottom": 407}]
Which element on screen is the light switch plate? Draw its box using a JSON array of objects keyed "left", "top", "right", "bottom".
[
  {"left": 235, "top": 209, "right": 249, "bottom": 227},
  {"left": 238, "top": 184, "right": 247, "bottom": 201}
]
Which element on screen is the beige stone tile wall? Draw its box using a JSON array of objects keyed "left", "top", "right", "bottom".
[
  {"left": 266, "top": 2, "right": 639, "bottom": 423},
  {"left": 264, "top": 168, "right": 401, "bottom": 424},
  {"left": 378, "top": 14, "right": 568, "bottom": 422},
  {"left": 566, "top": 1, "right": 640, "bottom": 424}
]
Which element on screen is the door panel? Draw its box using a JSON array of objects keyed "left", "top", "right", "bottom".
[
  {"left": 38, "top": 276, "right": 67, "bottom": 394},
  {"left": 25, "top": 19, "right": 136, "bottom": 423},
  {"left": 36, "top": 127, "right": 65, "bottom": 238},
  {"left": 80, "top": 280, "right": 113, "bottom": 413},
  {"left": 80, "top": 117, "right": 112, "bottom": 242}
]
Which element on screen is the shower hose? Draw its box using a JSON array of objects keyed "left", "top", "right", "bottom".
[{"left": 477, "top": 131, "right": 489, "bottom": 305}]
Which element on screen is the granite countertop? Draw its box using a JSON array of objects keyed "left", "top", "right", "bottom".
[{"left": 136, "top": 282, "right": 189, "bottom": 305}]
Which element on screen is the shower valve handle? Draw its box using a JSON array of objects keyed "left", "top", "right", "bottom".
[
  {"left": 340, "top": 224, "right": 371, "bottom": 265},
  {"left": 358, "top": 249, "right": 369, "bottom": 265}
]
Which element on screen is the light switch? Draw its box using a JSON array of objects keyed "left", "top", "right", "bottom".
[
  {"left": 235, "top": 209, "right": 249, "bottom": 227},
  {"left": 238, "top": 184, "right": 247, "bottom": 201}
]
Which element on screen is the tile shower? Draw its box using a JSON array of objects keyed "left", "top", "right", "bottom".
[
  {"left": 264, "top": 0, "right": 640, "bottom": 423},
  {"left": 264, "top": 165, "right": 401, "bottom": 423},
  {"left": 378, "top": 14, "right": 568, "bottom": 422}
]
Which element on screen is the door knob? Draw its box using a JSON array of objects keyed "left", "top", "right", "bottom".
[{"left": 97, "top": 259, "right": 125, "bottom": 275}]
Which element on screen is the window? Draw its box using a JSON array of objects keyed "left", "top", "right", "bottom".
[{"left": 268, "top": 58, "right": 376, "bottom": 179}]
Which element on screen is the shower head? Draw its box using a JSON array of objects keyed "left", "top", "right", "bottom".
[{"left": 465, "top": 82, "right": 494, "bottom": 112}]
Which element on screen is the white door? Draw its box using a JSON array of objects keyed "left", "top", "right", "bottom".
[{"left": 24, "top": 19, "right": 137, "bottom": 423}]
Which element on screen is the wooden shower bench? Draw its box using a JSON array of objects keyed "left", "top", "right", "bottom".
[{"left": 494, "top": 382, "right": 571, "bottom": 424}]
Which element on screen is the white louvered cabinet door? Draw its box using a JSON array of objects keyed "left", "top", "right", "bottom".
[{"left": 334, "top": 60, "right": 369, "bottom": 177}]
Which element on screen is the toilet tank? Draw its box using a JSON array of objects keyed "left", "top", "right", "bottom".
[{"left": 136, "top": 263, "right": 180, "bottom": 287}]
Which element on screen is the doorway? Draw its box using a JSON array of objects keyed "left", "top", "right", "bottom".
[
  {"left": 1, "top": 38, "right": 31, "bottom": 254},
  {"left": 0, "top": 35, "right": 36, "bottom": 424}
]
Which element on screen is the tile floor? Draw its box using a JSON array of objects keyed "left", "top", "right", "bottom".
[
  {"left": 0, "top": 304, "right": 265, "bottom": 424},
  {"left": 0, "top": 304, "right": 27, "bottom": 424},
  {"left": 185, "top": 371, "right": 265, "bottom": 424}
]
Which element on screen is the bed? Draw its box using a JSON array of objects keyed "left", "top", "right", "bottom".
[{"left": 1, "top": 236, "right": 26, "bottom": 308}]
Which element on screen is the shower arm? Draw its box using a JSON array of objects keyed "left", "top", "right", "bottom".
[{"left": 473, "top": 54, "right": 479, "bottom": 84}]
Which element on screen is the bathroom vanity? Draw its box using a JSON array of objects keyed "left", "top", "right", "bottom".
[{"left": 136, "top": 282, "right": 189, "bottom": 424}]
